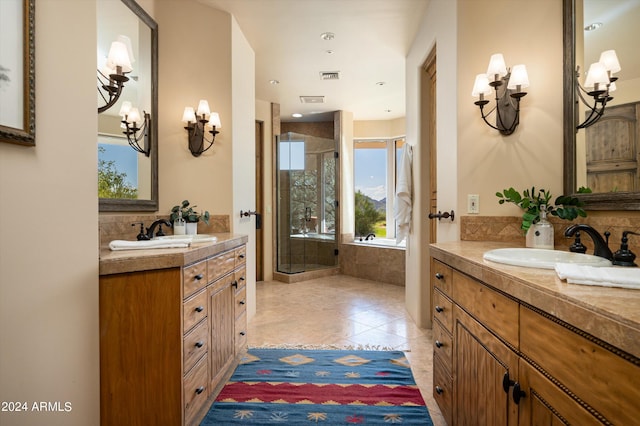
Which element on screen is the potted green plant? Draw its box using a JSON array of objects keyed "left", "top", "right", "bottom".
[
  {"left": 170, "top": 200, "right": 210, "bottom": 235},
  {"left": 496, "top": 186, "right": 590, "bottom": 234}
]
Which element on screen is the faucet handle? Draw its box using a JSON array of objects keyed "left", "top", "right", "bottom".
[
  {"left": 132, "top": 222, "right": 149, "bottom": 241},
  {"left": 613, "top": 231, "right": 639, "bottom": 267},
  {"left": 569, "top": 231, "right": 587, "bottom": 254}
]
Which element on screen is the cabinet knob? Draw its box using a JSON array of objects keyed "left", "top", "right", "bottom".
[
  {"left": 435, "top": 340, "right": 443, "bottom": 348},
  {"left": 239, "top": 300, "right": 246, "bottom": 305},
  {"left": 435, "top": 305, "right": 444, "bottom": 313},
  {"left": 239, "top": 331, "right": 246, "bottom": 336},
  {"left": 194, "top": 273, "right": 204, "bottom": 281},
  {"left": 232, "top": 280, "right": 238, "bottom": 288},
  {"left": 512, "top": 382, "right": 526, "bottom": 404},
  {"left": 502, "top": 371, "right": 515, "bottom": 394},
  {"left": 239, "top": 254, "right": 245, "bottom": 259},
  {"left": 239, "top": 276, "right": 245, "bottom": 282},
  {"left": 195, "top": 341, "right": 204, "bottom": 348},
  {"left": 435, "top": 272, "right": 444, "bottom": 280},
  {"left": 195, "top": 386, "right": 205, "bottom": 395},
  {"left": 195, "top": 306, "right": 204, "bottom": 313},
  {"left": 435, "top": 386, "right": 444, "bottom": 395}
]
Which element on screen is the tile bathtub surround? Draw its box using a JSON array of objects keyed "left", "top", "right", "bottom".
[
  {"left": 339, "top": 242, "right": 405, "bottom": 286},
  {"left": 248, "top": 276, "right": 446, "bottom": 426},
  {"left": 461, "top": 215, "right": 640, "bottom": 251},
  {"left": 99, "top": 214, "right": 230, "bottom": 249}
]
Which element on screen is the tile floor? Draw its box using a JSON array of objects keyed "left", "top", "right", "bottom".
[{"left": 247, "top": 275, "right": 446, "bottom": 426}]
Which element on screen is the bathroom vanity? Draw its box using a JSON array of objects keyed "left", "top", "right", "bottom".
[
  {"left": 430, "top": 241, "right": 640, "bottom": 426},
  {"left": 99, "top": 234, "right": 248, "bottom": 426}
]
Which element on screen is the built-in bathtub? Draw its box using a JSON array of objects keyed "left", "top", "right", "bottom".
[{"left": 339, "top": 238, "right": 406, "bottom": 286}]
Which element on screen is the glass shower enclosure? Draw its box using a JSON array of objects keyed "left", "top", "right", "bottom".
[{"left": 276, "top": 132, "right": 338, "bottom": 274}]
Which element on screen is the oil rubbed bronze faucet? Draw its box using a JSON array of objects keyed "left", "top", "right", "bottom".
[
  {"left": 146, "top": 219, "right": 172, "bottom": 239},
  {"left": 564, "top": 224, "right": 613, "bottom": 261}
]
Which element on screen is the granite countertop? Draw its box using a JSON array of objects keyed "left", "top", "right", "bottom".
[
  {"left": 430, "top": 241, "right": 640, "bottom": 359},
  {"left": 99, "top": 233, "right": 248, "bottom": 276}
]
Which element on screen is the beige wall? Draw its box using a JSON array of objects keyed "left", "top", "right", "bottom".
[
  {"left": 353, "top": 117, "right": 406, "bottom": 139},
  {"left": 256, "top": 99, "right": 274, "bottom": 280},
  {"left": 0, "top": 1, "right": 100, "bottom": 425}
]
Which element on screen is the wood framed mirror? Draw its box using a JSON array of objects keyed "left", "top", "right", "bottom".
[
  {"left": 98, "top": 0, "right": 158, "bottom": 212},
  {"left": 563, "top": 0, "right": 640, "bottom": 210}
]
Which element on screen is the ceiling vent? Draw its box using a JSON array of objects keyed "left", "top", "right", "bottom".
[
  {"left": 299, "top": 96, "right": 325, "bottom": 104},
  {"left": 319, "top": 71, "right": 340, "bottom": 81}
]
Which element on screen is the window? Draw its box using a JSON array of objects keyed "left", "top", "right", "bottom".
[{"left": 354, "top": 137, "right": 405, "bottom": 238}]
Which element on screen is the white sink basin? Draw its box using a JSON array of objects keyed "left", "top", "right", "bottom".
[
  {"left": 155, "top": 234, "right": 217, "bottom": 244},
  {"left": 483, "top": 248, "right": 612, "bottom": 269}
]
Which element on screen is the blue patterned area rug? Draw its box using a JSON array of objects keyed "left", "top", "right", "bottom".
[{"left": 200, "top": 348, "right": 433, "bottom": 425}]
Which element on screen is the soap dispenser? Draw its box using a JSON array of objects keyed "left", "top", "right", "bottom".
[
  {"left": 532, "top": 204, "right": 554, "bottom": 250},
  {"left": 173, "top": 212, "right": 186, "bottom": 235}
]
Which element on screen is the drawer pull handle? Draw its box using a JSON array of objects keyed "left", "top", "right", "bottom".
[
  {"left": 435, "top": 340, "right": 443, "bottom": 348},
  {"left": 195, "top": 306, "right": 204, "bottom": 313},
  {"left": 232, "top": 280, "right": 238, "bottom": 288},
  {"left": 435, "top": 272, "right": 444, "bottom": 280},
  {"left": 194, "top": 273, "right": 204, "bottom": 281},
  {"left": 239, "top": 300, "right": 246, "bottom": 305},
  {"left": 435, "top": 386, "right": 443, "bottom": 395},
  {"left": 239, "top": 276, "right": 246, "bottom": 282},
  {"left": 435, "top": 305, "right": 444, "bottom": 313},
  {"left": 239, "top": 331, "right": 246, "bottom": 336},
  {"left": 512, "top": 382, "right": 525, "bottom": 404},
  {"left": 239, "top": 254, "right": 245, "bottom": 259},
  {"left": 502, "top": 371, "right": 515, "bottom": 394},
  {"left": 195, "top": 341, "right": 204, "bottom": 348},
  {"left": 195, "top": 386, "right": 205, "bottom": 395}
]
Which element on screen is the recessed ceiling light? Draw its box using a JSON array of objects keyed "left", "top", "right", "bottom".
[
  {"left": 292, "top": 113, "right": 303, "bottom": 118},
  {"left": 385, "top": 109, "right": 392, "bottom": 113},
  {"left": 269, "top": 79, "right": 280, "bottom": 85},
  {"left": 376, "top": 81, "right": 386, "bottom": 86},
  {"left": 320, "top": 32, "right": 335, "bottom": 41},
  {"left": 326, "top": 50, "right": 334, "bottom": 55},
  {"left": 584, "top": 22, "right": 603, "bottom": 31}
]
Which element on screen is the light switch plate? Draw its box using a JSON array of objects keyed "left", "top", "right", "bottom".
[{"left": 468, "top": 194, "right": 480, "bottom": 214}]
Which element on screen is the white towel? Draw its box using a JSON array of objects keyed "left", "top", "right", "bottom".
[
  {"left": 394, "top": 144, "right": 413, "bottom": 244},
  {"left": 555, "top": 263, "right": 640, "bottom": 289},
  {"left": 109, "top": 238, "right": 192, "bottom": 251}
]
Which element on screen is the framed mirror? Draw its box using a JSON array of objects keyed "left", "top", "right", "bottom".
[
  {"left": 98, "top": 0, "right": 158, "bottom": 212},
  {"left": 564, "top": 0, "right": 640, "bottom": 210}
]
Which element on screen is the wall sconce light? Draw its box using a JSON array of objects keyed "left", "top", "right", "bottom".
[
  {"left": 182, "top": 100, "right": 221, "bottom": 157},
  {"left": 98, "top": 35, "right": 134, "bottom": 114},
  {"left": 119, "top": 101, "right": 151, "bottom": 156},
  {"left": 575, "top": 50, "right": 621, "bottom": 129},
  {"left": 472, "top": 53, "right": 529, "bottom": 136}
]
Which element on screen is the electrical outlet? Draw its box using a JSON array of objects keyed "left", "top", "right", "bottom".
[{"left": 468, "top": 194, "right": 480, "bottom": 214}]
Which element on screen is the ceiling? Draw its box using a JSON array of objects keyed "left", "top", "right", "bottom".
[{"left": 198, "top": 0, "right": 429, "bottom": 122}]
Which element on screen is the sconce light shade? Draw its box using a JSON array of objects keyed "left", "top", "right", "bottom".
[
  {"left": 119, "top": 101, "right": 151, "bottom": 156},
  {"left": 507, "top": 65, "right": 529, "bottom": 90},
  {"left": 182, "top": 100, "right": 221, "bottom": 157},
  {"left": 98, "top": 35, "right": 133, "bottom": 114},
  {"left": 575, "top": 49, "right": 621, "bottom": 129},
  {"left": 486, "top": 53, "right": 507, "bottom": 80},
  {"left": 472, "top": 53, "right": 528, "bottom": 135}
]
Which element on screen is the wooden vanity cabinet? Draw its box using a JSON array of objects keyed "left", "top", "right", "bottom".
[
  {"left": 100, "top": 243, "right": 247, "bottom": 426},
  {"left": 431, "top": 256, "right": 640, "bottom": 426}
]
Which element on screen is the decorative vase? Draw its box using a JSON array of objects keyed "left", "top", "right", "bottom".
[{"left": 186, "top": 222, "right": 198, "bottom": 235}]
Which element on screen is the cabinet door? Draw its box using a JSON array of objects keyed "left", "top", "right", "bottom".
[
  {"left": 518, "top": 361, "right": 601, "bottom": 426},
  {"left": 455, "top": 306, "right": 519, "bottom": 426},
  {"left": 209, "top": 275, "right": 235, "bottom": 388}
]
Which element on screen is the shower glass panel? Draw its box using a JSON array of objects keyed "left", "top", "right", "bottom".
[{"left": 277, "top": 132, "right": 337, "bottom": 274}]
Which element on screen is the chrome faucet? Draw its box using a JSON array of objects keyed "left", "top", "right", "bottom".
[
  {"left": 564, "top": 224, "right": 613, "bottom": 260},
  {"left": 146, "top": 219, "right": 172, "bottom": 239}
]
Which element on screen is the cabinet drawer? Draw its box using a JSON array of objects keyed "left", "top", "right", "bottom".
[
  {"left": 183, "top": 260, "right": 207, "bottom": 299},
  {"left": 184, "top": 355, "right": 208, "bottom": 426},
  {"left": 183, "top": 319, "right": 208, "bottom": 374},
  {"left": 235, "top": 311, "right": 247, "bottom": 352},
  {"left": 184, "top": 290, "right": 207, "bottom": 333},
  {"left": 433, "top": 321, "right": 453, "bottom": 372},
  {"left": 234, "top": 285, "right": 247, "bottom": 319},
  {"left": 432, "top": 259, "right": 453, "bottom": 297},
  {"left": 234, "top": 267, "right": 246, "bottom": 291},
  {"left": 235, "top": 245, "right": 246, "bottom": 267},
  {"left": 520, "top": 306, "right": 640, "bottom": 425},
  {"left": 453, "top": 270, "right": 519, "bottom": 348},
  {"left": 208, "top": 251, "right": 236, "bottom": 283},
  {"left": 433, "top": 355, "right": 453, "bottom": 426},
  {"left": 433, "top": 288, "right": 453, "bottom": 333}
]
